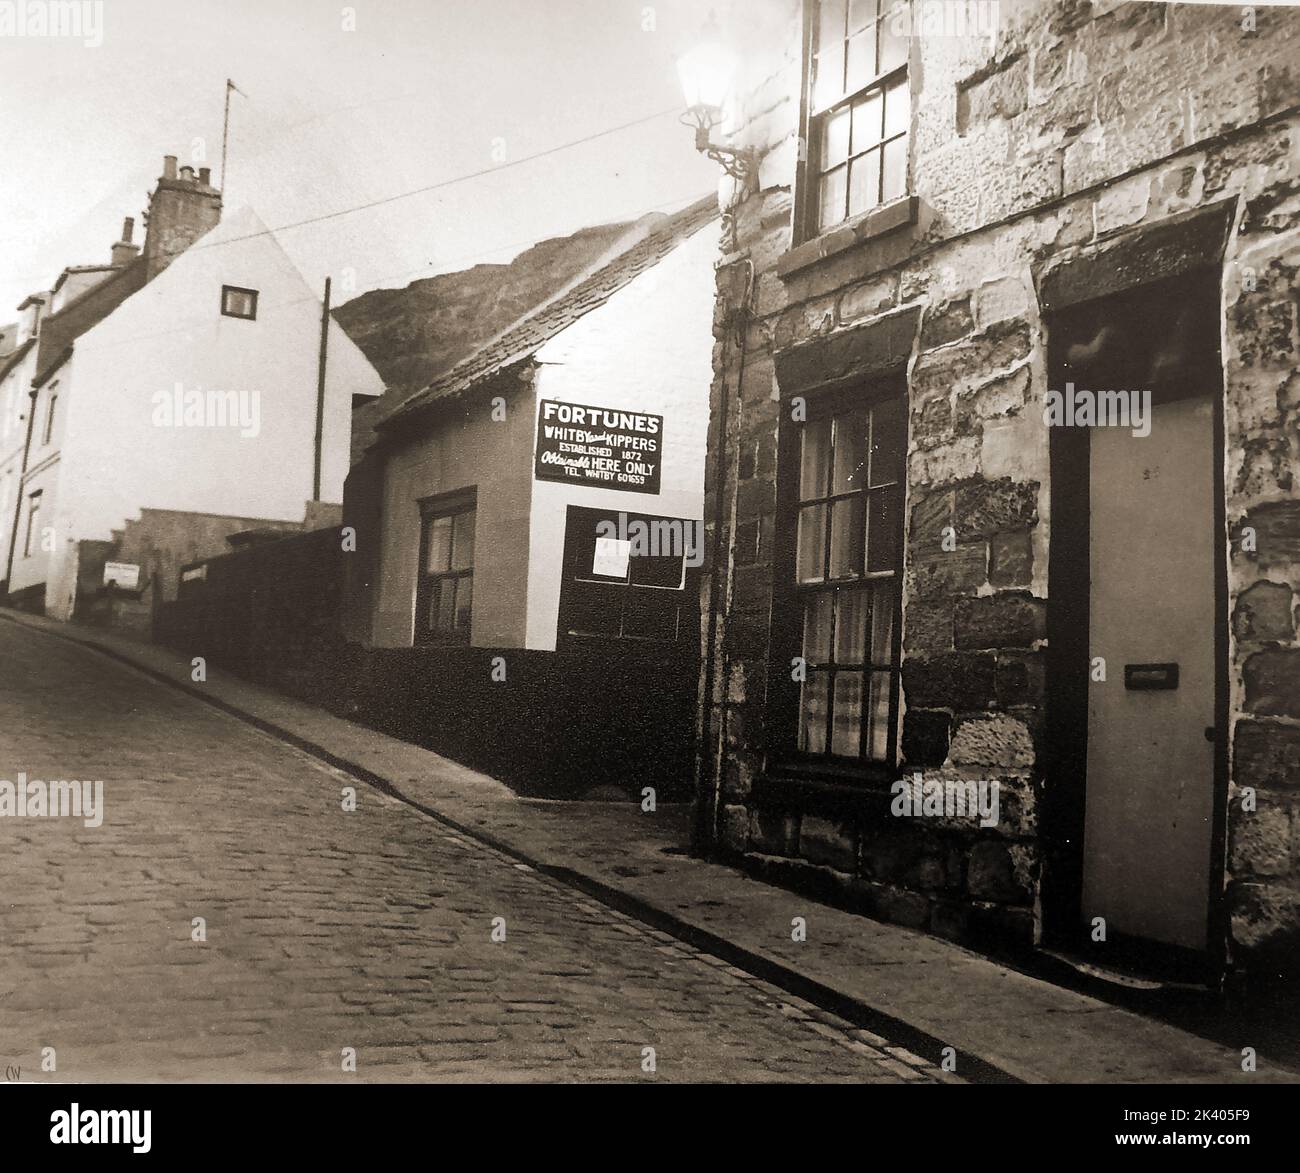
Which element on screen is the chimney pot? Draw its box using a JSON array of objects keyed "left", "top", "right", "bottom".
[
  {"left": 198, "top": 167, "right": 211, "bottom": 185},
  {"left": 110, "top": 213, "right": 140, "bottom": 265},
  {"left": 143, "top": 153, "right": 222, "bottom": 279}
]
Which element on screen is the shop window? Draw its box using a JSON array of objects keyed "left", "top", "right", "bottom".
[
  {"left": 787, "top": 389, "right": 905, "bottom": 764},
  {"left": 558, "top": 506, "right": 696, "bottom": 643},
  {"left": 801, "top": 0, "right": 910, "bottom": 241},
  {"left": 416, "top": 491, "right": 476, "bottom": 645}
]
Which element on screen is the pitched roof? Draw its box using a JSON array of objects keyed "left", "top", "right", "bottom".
[
  {"left": 33, "top": 257, "right": 148, "bottom": 385},
  {"left": 381, "top": 195, "right": 719, "bottom": 428},
  {"left": 52, "top": 264, "right": 121, "bottom": 294},
  {"left": 0, "top": 337, "right": 34, "bottom": 384}
]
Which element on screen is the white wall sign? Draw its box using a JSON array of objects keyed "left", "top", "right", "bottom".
[{"left": 103, "top": 561, "right": 140, "bottom": 590}]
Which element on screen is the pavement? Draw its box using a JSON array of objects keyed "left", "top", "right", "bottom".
[{"left": 2, "top": 606, "right": 1295, "bottom": 1084}]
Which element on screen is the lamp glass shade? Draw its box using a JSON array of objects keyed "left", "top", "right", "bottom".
[{"left": 677, "top": 37, "right": 737, "bottom": 122}]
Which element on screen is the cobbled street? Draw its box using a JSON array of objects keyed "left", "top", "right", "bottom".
[{"left": 0, "top": 620, "right": 939, "bottom": 1083}]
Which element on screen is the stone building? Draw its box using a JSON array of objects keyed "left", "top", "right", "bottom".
[{"left": 694, "top": 0, "right": 1300, "bottom": 983}]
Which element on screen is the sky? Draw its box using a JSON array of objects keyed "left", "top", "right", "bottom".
[{"left": 0, "top": 0, "right": 724, "bottom": 318}]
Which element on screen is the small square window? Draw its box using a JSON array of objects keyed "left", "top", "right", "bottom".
[{"left": 221, "top": 286, "right": 258, "bottom": 320}]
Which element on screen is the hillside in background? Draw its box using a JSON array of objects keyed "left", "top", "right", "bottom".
[{"left": 334, "top": 217, "right": 650, "bottom": 401}]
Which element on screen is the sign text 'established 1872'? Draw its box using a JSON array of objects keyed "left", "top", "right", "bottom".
[{"left": 534, "top": 400, "right": 663, "bottom": 495}]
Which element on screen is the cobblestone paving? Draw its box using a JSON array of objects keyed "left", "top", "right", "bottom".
[{"left": 0, "top": 621, "right": 943, "bottom": 1083}]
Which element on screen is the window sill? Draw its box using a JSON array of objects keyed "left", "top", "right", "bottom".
[
  {"left": 777, "top": 195, "right": 918, "bottom": 281},
  {"left": 413, "top": 635, "right": 472, "bottom": 649},
  {"left": 752, "top": 763, "right": 902, "bottom": 819}
]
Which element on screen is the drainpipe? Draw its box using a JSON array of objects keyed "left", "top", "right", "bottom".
[
  {"left": 3, "top": 385, "right": 40, "bottom": 596},
  {"left": 313, "top": 277, "right": 331, "bottom": 502},
  {"left": 693, "top": 260, "right": 754, "bottom": 855}
]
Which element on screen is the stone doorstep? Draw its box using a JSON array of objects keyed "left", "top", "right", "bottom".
[{"left": 3, "top": 607, "right": 1297, "bottom": 1086}]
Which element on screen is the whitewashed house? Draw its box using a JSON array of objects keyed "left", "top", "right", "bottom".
[
  {"left": 3, "top": 154, "right": 384, "bottom": 620},
  {"left": 344, "top": 195, "right": 720, "bottom": 653},
  {"left": 337, "top": 196, "right": 720, "bottom": 798},
  {"left": 0, "top": 294, "right": 49, "bottom": 591}
]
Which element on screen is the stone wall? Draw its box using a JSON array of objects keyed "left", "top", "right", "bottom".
[{"left": 699, "top": 0, "right": 1300, "bottom": 969}]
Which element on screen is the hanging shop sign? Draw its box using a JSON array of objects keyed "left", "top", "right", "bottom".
[{"left": 535, "top": 399, "right": 662, "bottom": 495}]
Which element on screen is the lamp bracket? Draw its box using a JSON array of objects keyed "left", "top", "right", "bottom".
[{"left": 703, "top": 140, "right": 756, "bottom": 185}]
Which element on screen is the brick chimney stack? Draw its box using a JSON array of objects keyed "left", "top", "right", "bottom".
[
  {"left": 110, "top": 216, "right": 140, "bottom": 267},
  {"left": 142, "top": 153, "right": 222, "bottom": 280}
]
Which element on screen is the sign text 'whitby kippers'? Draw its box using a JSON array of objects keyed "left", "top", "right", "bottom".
[{"left": 535, "top": 399, "right": 662, "bottom": 495}]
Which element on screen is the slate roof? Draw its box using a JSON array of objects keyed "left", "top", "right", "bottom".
[
  {"left": 33, "top": 258, "right": 148, "bottom": 386},
  {"left": 380, "top": 195, "right": 719, "bottom": 428},
  {"left": 0, "top": 337, "right": 34, "bottom": 384},
  {"left": 51, "top": 264, "right": 120, "bottom": 294}
]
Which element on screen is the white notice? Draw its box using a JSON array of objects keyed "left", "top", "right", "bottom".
[
  {"left": 103, "top": 561, "right": 141, "bottom": 590},
  {"left": 592, "top": 538, "right": 632, "bottom": 580}
]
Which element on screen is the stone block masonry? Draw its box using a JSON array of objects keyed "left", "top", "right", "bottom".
[{"left": 697, "top": 0, "right": 1300, "bottom": 973}]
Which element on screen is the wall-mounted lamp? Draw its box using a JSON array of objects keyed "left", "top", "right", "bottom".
[{"left": 678, "top": 18, "right": 756, "bottom": 250}]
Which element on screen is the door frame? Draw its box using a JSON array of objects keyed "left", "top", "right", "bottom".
[{"left": 1041, "top": 267, "right": 1231, "bottom": 985}]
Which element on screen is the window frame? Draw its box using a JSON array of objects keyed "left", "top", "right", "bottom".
[
  {"left": 22, "top": 488, "right": 42, "bottom": 559},
  {"left": 768, "top": 376, "right": 907, "bottom": 781},
  {"left": 414, "top": 489, "right": 477, "bottom": 647},
  {"left": 556, "top": 505, "right": 696, "bottom": 645},
  {"left": 42, "top": 382, "right": 58, "bottom": 446},
  {"left": 795, "top": 0, "right": 912, "bottom": 246},
  {"left": 220, "top": 285, "right": 259, "bottom": 321}
]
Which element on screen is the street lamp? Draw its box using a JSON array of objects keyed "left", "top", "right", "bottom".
[
  {"left": 678, "top": 16, "right": 755, "bottom": 250},
  {"left": 679, "top": 16, "right": 758, "bottom": 855}
]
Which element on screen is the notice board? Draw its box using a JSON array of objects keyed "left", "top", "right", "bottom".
[{"left": 534, "top": 399, "right": 662, "bottom": 495}]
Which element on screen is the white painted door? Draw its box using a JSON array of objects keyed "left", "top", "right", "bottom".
[{"left": 1082, "top": 394, "right": 1216, "bottom": 952}]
